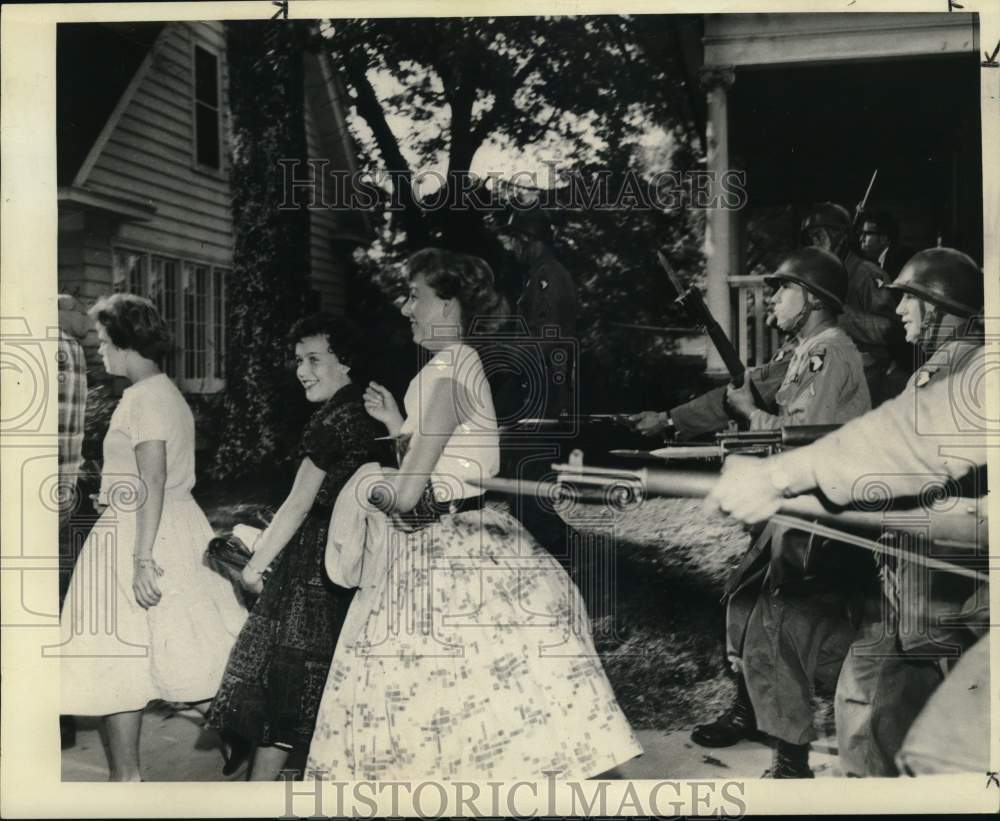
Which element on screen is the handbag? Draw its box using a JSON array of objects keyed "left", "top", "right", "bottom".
[
  {"left": 388, "top": 433, "right": 446, "bottom": 532},
  {"left": 205, "top": 525, "right": 272, "bottom": 593}
]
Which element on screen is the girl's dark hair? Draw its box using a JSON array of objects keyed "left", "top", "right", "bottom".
[
  {"left": 406, "top": 247, "right": 506, "bottom": 337},
  {"left": 88, "top": 293, "right": 172, "bottom": 361},
  {"left": 287, "top": 313, "right": 367, "bottom": 379}
]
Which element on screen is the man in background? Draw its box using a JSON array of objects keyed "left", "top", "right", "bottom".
[
  {"left": 57, "top": 293, "right": 89, "bottom": 749},
  {"left": 800, "top": 202, "right": 909, "bottom": 404},
  {"left": 858, "top": 208, "right": 915, "bottom": 277},
  {"left": 497, "top": 206, "right": 579, "bottom": 420}
]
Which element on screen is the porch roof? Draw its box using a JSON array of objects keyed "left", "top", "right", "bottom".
[{"left": 704, "top": 12, "right": 978, "bottom": 68}]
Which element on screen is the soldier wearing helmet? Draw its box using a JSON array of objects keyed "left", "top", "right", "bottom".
[
  {"left": 706, "top": 246, "right": 986, "bottom": 777},
  {"left": 725, "top": 247, "right": 871, "bottom": 430},
  {"left": 630, "top": 201, "right": 904, "bottom": 443},
  {"left": 800, "top": 202, "right": 908, "bottom": 405},
  {"left": 691, "top": 247, "right": 874, "bottom": 778},
  {"left": 889, "top": 247, "right": 983, "bottom": 353}
]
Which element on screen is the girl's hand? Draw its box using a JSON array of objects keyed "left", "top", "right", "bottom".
[
  {"left": 364, "top": 382, "right": 404, "bottom": 432},
  {"left": 240, "top": 564, "right": 265, "bottom": 594},
  {"left": 90, "top": 493, "right": 109, "bottom": 515},
  {"left": 132, "top": 558, "right": 163, "bottom": 609}
]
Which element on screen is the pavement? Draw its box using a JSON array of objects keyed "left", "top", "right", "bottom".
[{"left": 61, "top": 706, "right": 842, "bottom": 781}]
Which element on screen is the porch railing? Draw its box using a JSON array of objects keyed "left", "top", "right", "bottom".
[{"left": 727, "top": 275, "right": 780, "bottom": 369}]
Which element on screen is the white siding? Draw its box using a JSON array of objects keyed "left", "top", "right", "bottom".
[{"left": 82, "top": 22, "right": 233, "bottom": 266}]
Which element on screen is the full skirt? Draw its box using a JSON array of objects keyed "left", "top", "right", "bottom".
[
  {"left": 306, "top": 505, "right": 642, "bottom": 780},
  {"left": 58, "top": 498, "right": 247, "bottom": 715}
]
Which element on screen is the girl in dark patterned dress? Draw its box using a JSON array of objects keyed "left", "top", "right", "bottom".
[{"left": 207, "top": 314, "right": 382, "bottom": 780}]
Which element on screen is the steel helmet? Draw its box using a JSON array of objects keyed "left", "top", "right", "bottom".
[
  {"left": 887, "top": 248, "right": 983, "bottom": 318},
  {"left": 764, "top": 247, "right": 848, "bottom": 311},
  {"left": 801, "top": 202, "right": 852, "bottom": 234}
]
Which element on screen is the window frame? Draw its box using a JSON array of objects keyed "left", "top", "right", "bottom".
[
  {"left": 112, "top": 246, "right": 229, "bottom": 394},
  {"left": 190, "top": 39, "right": 224, "bottom": 175}
]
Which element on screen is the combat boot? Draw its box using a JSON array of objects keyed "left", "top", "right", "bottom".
[
  {"left": 690, "top": 675, "right": 759, "bottom": 748},
  {"left": 762, "top": 740, "right": 814, "bottom": 778}
]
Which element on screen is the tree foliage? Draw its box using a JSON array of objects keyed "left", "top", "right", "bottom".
[
  {"left": 212, "top": 21, "right": 313, "bottom": 479},
  {"left": 323, "top": 15, "right": 708, "bottom": 407}
]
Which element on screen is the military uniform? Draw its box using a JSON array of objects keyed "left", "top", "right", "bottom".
[
  {"left": 775, "top": 336, "right": 988, "bottom": 775},
  {"left": 516, "top": 244, "right": 579, "bottom": 419},
  {"left": 669, "top": 338, "right": 796, "bottom": 441},
  {"left": 839, "top": 251, "right": 908, "bottom": 406},
  {"left": 726, "top": 321, "right": 873, "bottom": 748},
  {"left": 746, "top": 325, "right": 871, "bottom": 430},
  {"left": 672, "top": 251, "right": 903, "bottom": 442}
]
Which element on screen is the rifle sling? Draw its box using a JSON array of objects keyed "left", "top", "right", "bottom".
[{"left": 769, "top": 514, "right": 987, "bottom": 583}]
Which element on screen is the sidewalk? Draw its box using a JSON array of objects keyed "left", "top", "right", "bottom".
[{"left": 62, "top": 706, "right": 842, "bottom": 781}]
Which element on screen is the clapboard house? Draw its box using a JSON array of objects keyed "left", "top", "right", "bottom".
[{"left": 57, "top": 21, "right": 371, "bottom": 393}]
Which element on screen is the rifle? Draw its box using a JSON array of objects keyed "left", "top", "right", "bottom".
[
  {"left": 501, "top": 413, "right": 635, "bottom": 432},
  {"left": 853, "top": 169, "right": 878, "bottom": 229},
  {"left": 472, "top": 458, "right": 987, "bottom": 575},
  {"left": 657, "top": 251, "right": 746, "bottom": 384},
  {"left": 656, "top": 251, "right": 765, "bottom": 410},
  {"left": 611, "top": 424, "right": 839, "bottom": 462}
]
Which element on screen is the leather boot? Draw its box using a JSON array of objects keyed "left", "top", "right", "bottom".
[
  {"left": 762, "top": 740, "right": 814, "bottom": 778},
  {"left": 690, "top": 675, "right": 759, "bottom": 747}
]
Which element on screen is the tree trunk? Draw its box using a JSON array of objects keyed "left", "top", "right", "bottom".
[{"left": 342, "top": 57, "right": 429, "bottom": 246}]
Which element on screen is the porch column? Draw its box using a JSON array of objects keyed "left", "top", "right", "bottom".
[{"left": 700, "top": 66, "right": 737, "bottom": 377}]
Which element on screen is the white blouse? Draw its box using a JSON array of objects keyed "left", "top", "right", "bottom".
[
  {"left": 98, "top": 373, "right": 197, "bottom": 505},
  {"left": 399, "top": 343, "right": 500, "bottom": 501}
]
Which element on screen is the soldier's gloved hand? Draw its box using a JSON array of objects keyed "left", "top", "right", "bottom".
[
  {"left": 724, "top": 381, "right": 759, "bottom": 421},
  {"left": 627, "top": 410, "right": 670, "bottom": 437},
  {"left": 703, "top": 455, "right": 784, "bottom": 525}
]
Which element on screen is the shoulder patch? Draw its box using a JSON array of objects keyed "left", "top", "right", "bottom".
[{"left": 809, "top": 353, "right": 826, "bottom": 373}]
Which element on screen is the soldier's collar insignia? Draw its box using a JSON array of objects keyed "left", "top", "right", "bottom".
[
  {"left": 915, "top": 369, "right": 934, "bottom": 388},
  {"left": 809, "top": 353, "right": 826, "bottom": 372}
]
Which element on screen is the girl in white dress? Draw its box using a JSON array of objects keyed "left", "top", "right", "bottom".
[
  {"left": 59, "top": 294, "right": 246, "bottom": 780},
  {"left": 306, "top": 248, "right": 641, "bottom": 781}
]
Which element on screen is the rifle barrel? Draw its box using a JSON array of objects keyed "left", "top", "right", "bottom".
[
  {"left": 474, "top": 468, "right": 986, "bottom": 552},
  {"left": 780, "top": 424, "right": 839, "bottom": 446}
]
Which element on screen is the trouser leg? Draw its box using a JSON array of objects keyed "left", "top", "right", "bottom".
[
  {"left": 743, "top": 589, "right": 856, "bottom": 746},
  {"left": 835, "top": 613, "right": 942, "bottom": 777}
]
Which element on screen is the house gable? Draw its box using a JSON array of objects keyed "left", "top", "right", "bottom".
[
  {"left": 81, "top": 21, "right": 233, "bottom": 267},
  {"left": 57, "top": 21, "right": 371, "bottom": 393}
]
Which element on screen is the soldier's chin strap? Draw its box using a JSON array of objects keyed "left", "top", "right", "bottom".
[
  {"left": 786, "top": 295, "right": 821, "bottom": 338},
  {"left": 918, "top": 303, "right": 946, "bottom": 354}
]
